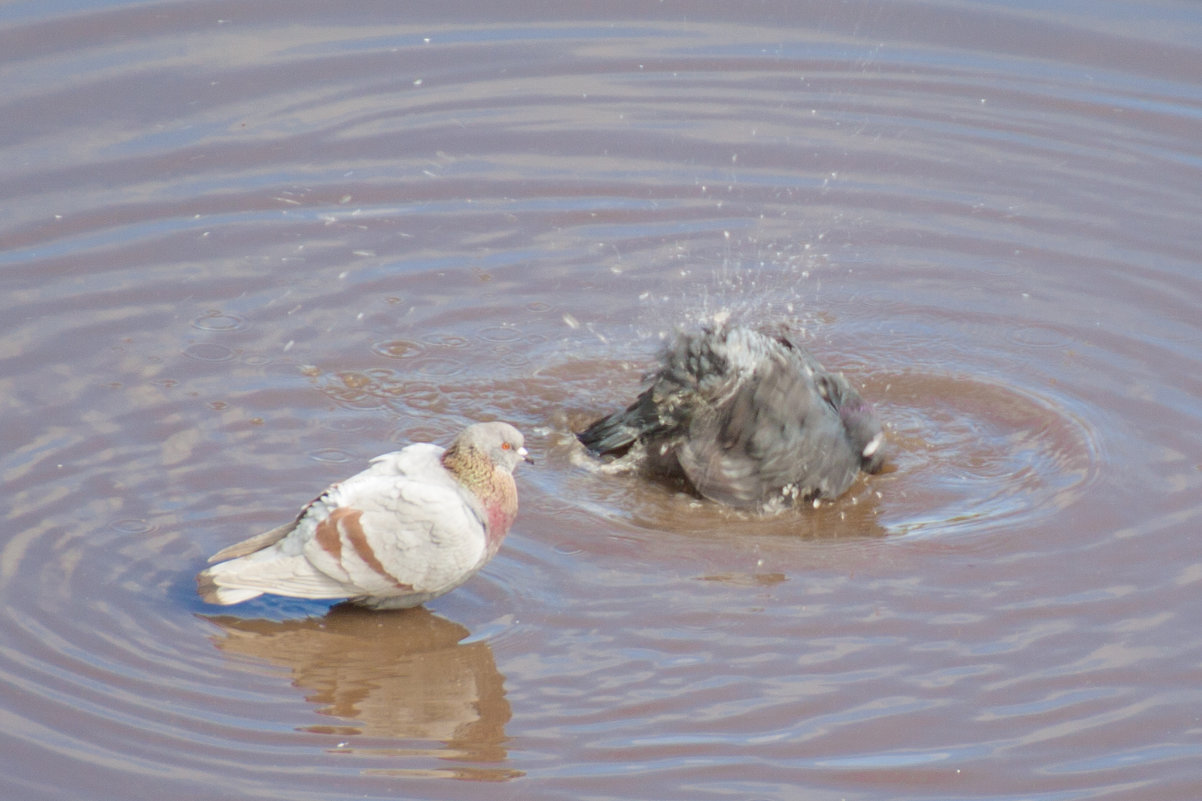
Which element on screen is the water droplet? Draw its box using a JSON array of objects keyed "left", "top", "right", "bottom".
[
  {"left": 191, "top": 311, "right": 246, "bottom": 332},
  {"left": 422, "top": 333, "right": 471, "bottom": 349},
  {"left": 110, "top": 519, "right": 154, "bottom": 534},
  {"left": 478, "top": 326, "right": 523, "bottom": 343},
  {"left": 183, "top": 343, "right": 235, "bottom": 361},
  {"left": 371, "top": 339, "right": 426, "bottom": 359},
  {"left": 310, "top": 449, "right": 355, "bottom": 464}
]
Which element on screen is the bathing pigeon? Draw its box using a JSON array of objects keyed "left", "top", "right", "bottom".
[
  {"left": 197, "top": 421, "right": 531, "bottom": 610},
  {"left": 577, "top": 322, "right": 884, "bottom": 510}
]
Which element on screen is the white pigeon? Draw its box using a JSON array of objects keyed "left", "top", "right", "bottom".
[{"left": 197, "top": 421, "right": 531, "bottom": 610}]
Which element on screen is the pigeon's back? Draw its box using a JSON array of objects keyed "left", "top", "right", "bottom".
[{"left": 676, "top": 328, "right": 862, "bottom": 507}]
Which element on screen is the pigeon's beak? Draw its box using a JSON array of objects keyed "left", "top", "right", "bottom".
[{"left": 518, "top": 446, "right": 534, "bottom": 465}]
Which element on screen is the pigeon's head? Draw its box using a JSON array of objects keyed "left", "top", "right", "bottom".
[
  {"left": 816, "top": 371, "right": 886, "bottom": 475},
  {"left": 839, "top": 399, "right": 886, "bottom": 474},
  {"left": 456, "top": 421, "right": 533, "bottom": 474}
]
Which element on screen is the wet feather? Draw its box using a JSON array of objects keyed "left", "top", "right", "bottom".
[{"left": 577, "top": 322, "right": 884, "bottom": 510}]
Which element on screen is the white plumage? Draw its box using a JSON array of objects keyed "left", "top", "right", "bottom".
[{"left": 197, "top": 422, "right": 529, "bottom": 610}]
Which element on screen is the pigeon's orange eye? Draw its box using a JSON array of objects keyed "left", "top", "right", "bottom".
[{"left": 501, "top": 442, "right": 512, "bottom": 450}]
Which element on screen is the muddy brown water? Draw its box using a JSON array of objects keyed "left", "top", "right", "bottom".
[{"left": 3, "top": 1, "right": 1202, "bottom": 799}]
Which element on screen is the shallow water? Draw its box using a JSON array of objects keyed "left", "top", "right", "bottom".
[{"left": 3, "top": 1, "right": 1202, "bottom": 799}]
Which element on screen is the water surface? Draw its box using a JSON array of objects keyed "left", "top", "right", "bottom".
[{"left": 3, "top": 1, "right": 1202, "bottom": 799}]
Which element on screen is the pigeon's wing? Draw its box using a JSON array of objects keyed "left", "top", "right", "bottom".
[
  {"left": 677, "top": 351, "right": 861, "bottom": 507},
  {"left": 577, "top": 327, "right": 729, "bottom": 456},
  {"left": 202, "top": 448, "right": 424, "bottom": 565},
  {"left": 205, "top": 520, "right": 297, "bottom": 563},
  {"left": 300, "top": 473, "right": 488, "bottom": 599}
]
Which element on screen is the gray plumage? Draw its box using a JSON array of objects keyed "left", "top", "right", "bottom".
[{"left": 577, "top": 322, "right": 885, "bottom": 510}]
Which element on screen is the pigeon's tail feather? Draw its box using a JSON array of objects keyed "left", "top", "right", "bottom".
[
  {"left": 197, "top": 552, "right": 351, "bottom": 605},
  {"left": 196, "top": 575, "right": 263, "bottom": 606},
  {"left": 577, "top": 399, "right": 653, "bottom": 456}
]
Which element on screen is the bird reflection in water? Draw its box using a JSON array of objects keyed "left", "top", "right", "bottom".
[{"left": 203, "top": 605, "right": 519, "bottom": 780}]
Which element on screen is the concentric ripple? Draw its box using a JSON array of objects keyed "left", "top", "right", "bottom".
[{"left": 874, "top": 371, "right": 1102, "bottom": 538}]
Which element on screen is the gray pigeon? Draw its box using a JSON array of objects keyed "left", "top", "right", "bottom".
[
  {"left": 197, "top": 422, "right": 531, "bottom": 609},
  {"left": 577, "top": 322, "right": 884, "bottom": 510}
]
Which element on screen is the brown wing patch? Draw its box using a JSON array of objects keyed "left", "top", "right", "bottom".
[
  {"left": 319, "top": 507, "right": 413, "bottom": 590},
  {"left": 312, "top": 508, "right": 347, "bottom": 562}
]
